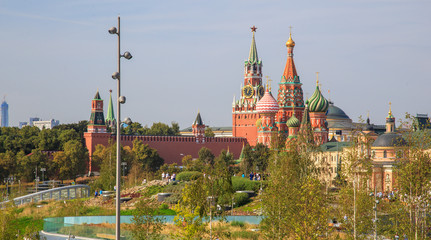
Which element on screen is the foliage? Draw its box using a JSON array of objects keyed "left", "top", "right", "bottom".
[
  {"left": 0, "top": 203, "right": 17, "bottom": 239},
  {"left": 230, "top": 220, "right": 245, "bottom": 228},
  {"left": 198, "top": 147, "right": 215, "bottom": 167},
  {"left": 176, "top": 171, "right": 203, "bottom": 182},
  {"left": 52, "top": 139, "right": 88, "bottom": 180},
  {"left": 143, "top": 185, "right": 166, "bottom": 197},
  {"left": 91, "top": 143, "right": 116, "bottom": 191},
  {"left": 132, "top": 139, "right": 164, "bottom": 172},
  {"left": 204, "top": 127, "right": 215, "bottom": 137},
  {"left": 174, "top": 176, "right": 209, "bottom": 240},
  {"left": 233, "top": 192, "right": 250, "bottom": 208},
  {"left": 131, "top": 199, "right": 165, "bottom": 240},
  {"left": 123, "top": 121, "right": 180, "bottom": 136},
  {"left": 17, "top": 149, "right": 48, "bottom": 181},
  {"left": 240, "top": 143, "right": 271, "bottom": 174},
  {"left": 231, "top": 176, "right": 261, "bottom": 192},
  {"left": 261, "top": 147, "right": 328, "bottom": 239}
]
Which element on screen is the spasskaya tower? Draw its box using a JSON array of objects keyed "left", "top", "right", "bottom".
[{"left": 232, "top": 26, "right": 265, "bottom": 146}]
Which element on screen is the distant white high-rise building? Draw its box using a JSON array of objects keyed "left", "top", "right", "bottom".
[
  {"left": 1, "top": 100, "right": 8, "bottom": 127},
  {"left": 32, "top": 119, "right": 60, "bottom": 130}
]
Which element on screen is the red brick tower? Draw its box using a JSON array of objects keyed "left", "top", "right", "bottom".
[
  {"left": 232, "top": 26, "right": 265, "bottom": 146},
  {"left": 87, "top": 90, "right": 107, "bottom": 133},
  {"left": 256, "top": 84, "right": 279, "bottom": 148},
  {"left": 192, "top": 111, "right": 206, "bottom": 143},
  {"left": 84, "top": 90, "right": 111, "bottom": 173},
  {"left": 307, "top": 74, "right": 329, "bottom": 145},
  {"left": 276, "top": 30, "right": 305, "bottom": 136}
]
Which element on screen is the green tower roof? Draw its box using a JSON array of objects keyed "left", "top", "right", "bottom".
[
  {"left": 193, "top": 112, "right": 204, "bottom": 126},
  {"left": 106, "top": 90, "right": 116, "bottom": 124},
  {"left": 94, "top": 90, "right": 101, "bottom": 100}
]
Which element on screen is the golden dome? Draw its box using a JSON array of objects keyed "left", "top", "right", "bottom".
[{"left": 286, "top": 33, "right": 295, "bottom": 48}]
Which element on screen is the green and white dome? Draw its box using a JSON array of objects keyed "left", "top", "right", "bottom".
[
  {"left": 287, "top": 114, "right": 301, "bottom": 128},
  {"left": 307, "top": 85, "right": 329, "bottom": 113}
]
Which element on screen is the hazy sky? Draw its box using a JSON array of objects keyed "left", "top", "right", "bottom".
[{"left": 1, "top": 0, "right": 430, "bottom": 129}]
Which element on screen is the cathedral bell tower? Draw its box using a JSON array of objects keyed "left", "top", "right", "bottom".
[
  {"left": 276, "top": 29, "right": 305, "bottom": 135},
  {"left": 232, "top": 26, "right": 265, "bottom": 146}
]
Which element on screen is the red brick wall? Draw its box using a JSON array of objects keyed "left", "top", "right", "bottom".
[{"left": 84, "top": 133, "right": 247, "bottom": 169}]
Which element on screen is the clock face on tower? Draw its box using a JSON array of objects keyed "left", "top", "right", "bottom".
[
  {"left": 258, "top": 85, "right": 265, "bottom": 98},
  {"left": 242, "top": 85, "right": 254, "bottom": 98}
]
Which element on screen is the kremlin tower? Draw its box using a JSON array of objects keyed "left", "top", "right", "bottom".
[
  {"left": 256, "top": 83, "right": 279, "bottom": 148},
  {"left": 192, "top": 111, "right": 206, "bottom": 143},
  {"left": 276, "top": 30, "right": 305, "bottom": 135},
  {"left": 307, "top": 73, "right": 329, "bottom": 144},
  {"left": 87, "top": 90, "right": 107, "bottom": 133},
  {"left": 232, "top": 26, "right": 265, "bottom": 146}
]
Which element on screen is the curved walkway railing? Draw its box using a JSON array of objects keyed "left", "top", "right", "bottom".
[{"left": 1, "top": 184, "right": 90, "bottom": 207}]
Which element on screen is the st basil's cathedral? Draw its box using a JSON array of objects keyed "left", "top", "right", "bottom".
[{"left": 232, "top": 26, "right": 330, "bottom": 147}]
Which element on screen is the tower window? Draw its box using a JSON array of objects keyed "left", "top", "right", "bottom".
[{"left": 383, "top": 150, "right": 387, "bottom": 158}]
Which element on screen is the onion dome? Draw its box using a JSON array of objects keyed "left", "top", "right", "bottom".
[
  {"left": 287, "top": 114, "right": 300, "bottom": 128},
  {"left": 286, "top": 33, "right": 295, "bottom": 48},
  {"left": 372, "top": 132, "right": 406, "bottom": 147},
  {"left": 256, "top": 89, "right": 279, "bottom": 114},
  {"left": 307, "top": 85, "right": 329, "bottom": 113}
]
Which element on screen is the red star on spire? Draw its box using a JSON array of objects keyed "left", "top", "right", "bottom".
[{"left": 251, "top": 25, "right": 257, "bottom": 32}]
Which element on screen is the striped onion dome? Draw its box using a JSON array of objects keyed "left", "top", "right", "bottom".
[
  {"left": 256, "top": 89, "right": 279, "bottom": 114},
  {"left": 307, "top": 85, "right": 329, "bottom": 113},
  {"left": 287, "top": 114, "right": 300, "bottom": 128}
]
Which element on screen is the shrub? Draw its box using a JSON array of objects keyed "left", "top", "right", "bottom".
[
  {"left": 159, "top": 203, "right": 169, "bottom": 210},
  {"left": 233, "top": 192, "right": 250, "bottom": 208},
  {"left": 143, "top": 185, "right": 165, "bottom": 197},
  {"left": 232, "top": 176, "right": 261, "bottom": 192},
  {"left": 176, "top": 171, "right": 202, "bottom": 181},
  {"left": 230, "top": 220, "right": 245, "bottom": 228},
  {"left": 231, "top": 230, "right": 259, "bottom": 240}
]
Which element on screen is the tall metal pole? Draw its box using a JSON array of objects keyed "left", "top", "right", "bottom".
[
  {"left": 115, "top": 15, "right": 121, "bottom": 240},
  {"left": 353, "top": 177, "right": 356, "bottom": 240},
  {"left": 374, "top": 185, "right": 377, "bottom": 240}
]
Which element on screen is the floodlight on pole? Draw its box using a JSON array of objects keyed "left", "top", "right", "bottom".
[{"left": 109, "top": 15, "right": 132, "bottom": 240}]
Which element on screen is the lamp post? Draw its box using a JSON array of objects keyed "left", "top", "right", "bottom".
[{"left": 109, "top": 16, "right": 132, "bottom": 240}]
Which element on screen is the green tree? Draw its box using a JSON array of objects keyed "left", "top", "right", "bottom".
[
  {"left": 174, "top": 175, "right": 208, "bottom": 240},
  {"left": 53, "top": 140, "right": 88, "bottom": 180},
  {"left": 17, "top": 149, "right": 47, "bottom": 181},
  {"left": 204, "top": 127, "right": 215, "bottom": 137},
  {"left": 0, "top": 204, "right": 17, "bottom": 239},
  {"left": 198, "top": 147, "right": 215, "bottom": 168},
  {"left": 131, "top": 199, "right": 165, "bottom": 240},
  {"left": 261, "top": 144, "right": 328, "bottom": 239},
  {"left": 92, "top": 143, "right": 116, "bottom": 190},
  {"left": 132, "top": 139, "right": 164, "bottom": 172}
]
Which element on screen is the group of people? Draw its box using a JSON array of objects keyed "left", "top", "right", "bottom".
[
  {"left": 161, "top": 172, "right": 176, "bottom": 182},
  {"left": 240, "top": 172, "right": 262, "bottom": 181},
  {"left": 94, "top": 189, "right": 103, "bottom": 198}
]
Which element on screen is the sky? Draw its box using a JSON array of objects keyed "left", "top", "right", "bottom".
[{"left": 0, "top": 0, "right": 430, "bottom": 129}]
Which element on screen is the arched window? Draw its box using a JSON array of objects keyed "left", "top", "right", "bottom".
[{"left": 383, "top": 150, "right": 387, "bottom": 158}]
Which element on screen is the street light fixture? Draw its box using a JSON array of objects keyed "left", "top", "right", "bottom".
[{"left": 109, "top": 16, "right": 132, "bottom": 240}]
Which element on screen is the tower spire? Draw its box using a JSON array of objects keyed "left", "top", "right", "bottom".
[
  {"left": 248, "top": 26, "right": 259, "bottom": 64},
  {"left": 106, "top": 89, "right": 116, "bottom": 128}
]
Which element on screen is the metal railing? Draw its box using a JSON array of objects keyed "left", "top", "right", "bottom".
[{"left": 1, "top": 184, "right": 90, "bottom": 207}]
